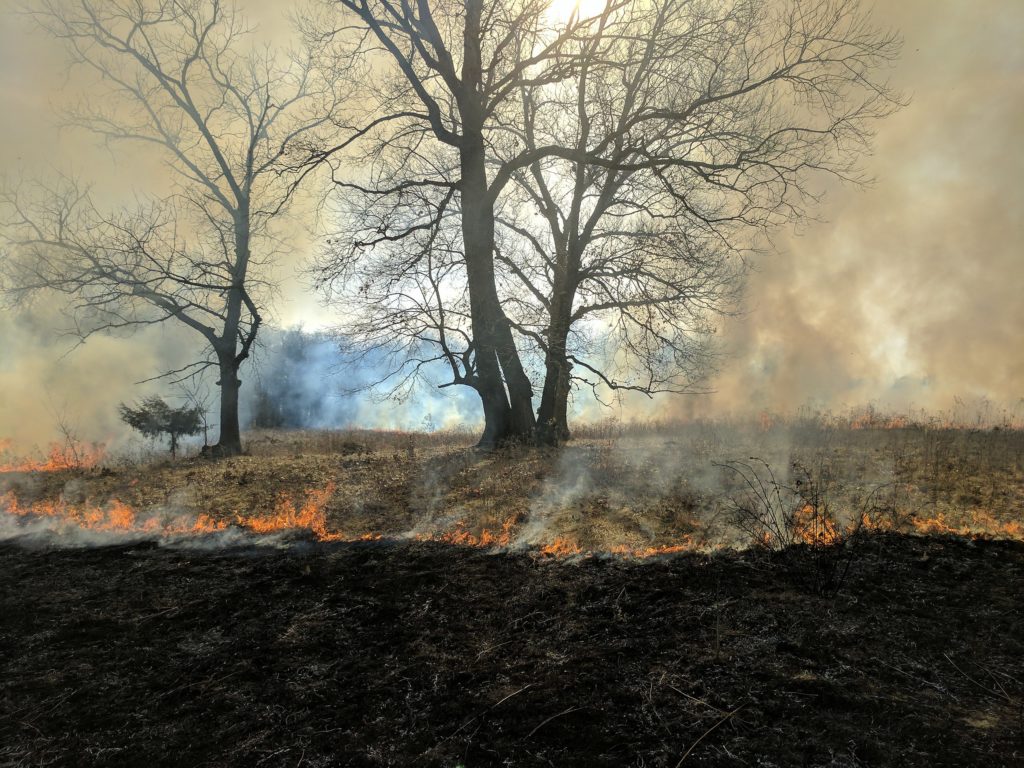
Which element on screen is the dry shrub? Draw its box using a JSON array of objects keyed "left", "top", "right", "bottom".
[{"left": 716, "top": 458, "right": 868, "bottom": 595}]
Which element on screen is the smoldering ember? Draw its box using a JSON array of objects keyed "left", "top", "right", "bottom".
[{"left": 0, "top": 1, "right": 1021, "bottom": 767}]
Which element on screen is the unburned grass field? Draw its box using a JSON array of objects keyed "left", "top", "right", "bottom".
[{"left": 1, "top": 421, "right": 1023, "bottom": 766}]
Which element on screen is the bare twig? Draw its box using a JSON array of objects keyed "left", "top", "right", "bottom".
[
  {"left": 674, "top": 704, "right": 744, "bottom": 765},
  {"left": 526, "top": 705, "right": 585, "bottom": 738}
]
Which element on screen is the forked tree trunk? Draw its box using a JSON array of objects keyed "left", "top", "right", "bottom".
[
  {"left": 460, "top": 0, "right": 535, "bottom": 449},
  {"left": 494, "top": 314, "right": 538, "bottom": 442},
  {"left": 208, "top": 216, "right": 251, "bottom": 458},
  {"left": 462, "top": 163, "right": 532, "bottom": 448},
  {"left": 461, "top": 125, "right": 512, "bottom": 449}
]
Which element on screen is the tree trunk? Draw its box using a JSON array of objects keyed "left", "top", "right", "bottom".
[
  {"left": 493, "top": 305, "right": 538, "bottom": 441},
  {"left": 536, "top": 286, "right": 574, "bottom": 445},
  {"left": 208, "top": 210, "right": 251, "bottom": 458},
  {"left": 460, "top": 0, "right": 535, "bottom": 448},
  {"left": 460, "top": 149, "right": 512, "bottom": 449},
  {"left": 537, "top": 355, "right": 572, "bottom": 444},
  {"left": 214, "top": 352, "right": 243, "bottom": 456},
  {"left": 460, "top": 206, "right": 535, "bottom": 448}
]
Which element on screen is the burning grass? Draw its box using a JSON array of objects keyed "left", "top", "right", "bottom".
[
  {"left": 1, "top": 420, "right": 1023, "bottom": 554},
  {"left": 1, "top": 420, "right": 1023, "bottom": 765},
  {"left": 0, "top": 437, "right": 106, "bottom": 473}
]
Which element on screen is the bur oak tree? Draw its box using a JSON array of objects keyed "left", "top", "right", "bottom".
[{"left": 310, "top": 0, "right": 618, "bottom": 447}]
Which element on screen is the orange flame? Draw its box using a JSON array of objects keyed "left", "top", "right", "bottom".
[
  {"left": 243, "top": 483, "right": 340, "bottom": 540},
  {"left": 414, "top": 515, "right": 518, "bottom": 548},
  {"left": 0, "top": 440, "right": 106, "bottom": 474},
  {"left": 793, "top": 503, "right": 841, "bottom": 546},
  {"left": 0, "top": 485, "right": 342, "bottom": 540},
  {"left": 1, "top": 491, "right": 228, "bottom": 535},
  {"left": 539, "top": 537, "right": 583, "bottom": 557},
  {"left": 848, "top": 413, "right": 911, "bottom": 430},
  {"left": 909, "top": 511, "right": 1024, "bottom": 541},
  {"left": 7, "top": 480, "right": 1017, "bottom": 554},
  {"left": 0, "top": 486, "right": 698, "bottom": 557},
  {"left": 609, "top": 538, "right": 696, "bottom": 558}
]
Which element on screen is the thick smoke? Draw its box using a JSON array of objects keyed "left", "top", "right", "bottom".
[
  {"left": 678, "top": 0, "right": 1024, "bottom": 419},
  {"left": 0, "top": 305, "right": 206, "bottom": 451},
  {"left": 242, "top": 327, "right": 480, "bottom": 432},
  {"left": 2, "top": 0, "right": 1023, "bottom": 450}
]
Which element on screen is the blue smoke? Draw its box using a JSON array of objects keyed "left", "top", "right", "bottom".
[{"left": 240, "top": 327, "right": 481, "bottom": 431}]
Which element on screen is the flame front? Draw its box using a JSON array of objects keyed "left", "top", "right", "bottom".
[
  {"left": 0, "top": 440, "right": 107, "bottom": 474},
  {"left": 0, "top": 485, "right": 343, "bottom": 540},
  {"left": 909, "top": 511, "right": 1024, "bottom": 540},
  {"left": 1, "top": 492, "right": 228, "bottom": 535},
  {"left": 540, "top": 537, "right": 583, "bottom": 557},
  {"left": 244, "top": 483, "right": 340, "bottom": 540},
  {"left": 416, "top": 516, "right": 518, "bottom": 549},
  {"left": 3, "top": 481, "right": 1021, "bottom": 555}
]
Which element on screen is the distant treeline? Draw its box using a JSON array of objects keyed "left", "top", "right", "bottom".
[
  {"left": 246, "top": 328, "right": 344, "bottom": 430},
  {"left": 243, "top": 328, "right": 477, "bottom": 431}
]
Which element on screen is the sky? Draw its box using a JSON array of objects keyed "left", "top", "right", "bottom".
[
  {"left": 667, "top": 0, "right": 1024, "bottom": 422},
  {"left": 0, "top": 0, "right": 1022, "bottom": 448}
]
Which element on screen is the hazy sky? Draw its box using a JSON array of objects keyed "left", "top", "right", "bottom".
[
  {"left": 1, "top": 0, "right": 1022, "bottom": 446},
  {"left": 693, "top": 0, "right": 1024, "bottom": 420}
]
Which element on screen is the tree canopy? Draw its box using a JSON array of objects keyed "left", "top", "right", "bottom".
[{"left": 119, "top": 396, "right": 204, "bottom": 457}]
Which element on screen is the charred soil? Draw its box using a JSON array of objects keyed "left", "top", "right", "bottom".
[{"left": 1, "top": 534, "right": 1022, "bottom": 767}]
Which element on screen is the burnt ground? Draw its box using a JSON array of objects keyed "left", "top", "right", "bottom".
[{"left": 0, "top": 534, "right": 1022, "bottom": 767}]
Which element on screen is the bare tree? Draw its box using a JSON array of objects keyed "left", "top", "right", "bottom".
[
  {"left": 498, "top": 197, "right": 743, "bottom": 443},
  {"left": 312, "top": 0, "right": 900, "bottom": 446},
  {"left": 1, "top": 0, "right": 343, "bottom": 455},
  {"left": 308, "top": 0, "right": 618, "bottom": 448},
  {"left": 314, "top": 147, "right": 477, "bottom": 404},
  {"left": 500, "top": 0, "right": 902, "bottom": 442}
]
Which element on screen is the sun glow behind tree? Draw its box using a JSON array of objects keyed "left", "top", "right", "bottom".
[{"left": 546, "top": 0, "right": 608, "bottom": 24}]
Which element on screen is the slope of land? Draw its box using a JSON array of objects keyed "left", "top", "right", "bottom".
[{"left": 3, "top": 423, "right": 1023, "bottom": 551}]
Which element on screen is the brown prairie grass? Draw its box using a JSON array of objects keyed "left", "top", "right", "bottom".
[{"left": 2, "top": 419, "right": 1023, "bottom": 552}]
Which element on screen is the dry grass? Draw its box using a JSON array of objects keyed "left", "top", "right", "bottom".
[{"left": 2, "top": 420, "right": 1023, "bottom": 552}]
